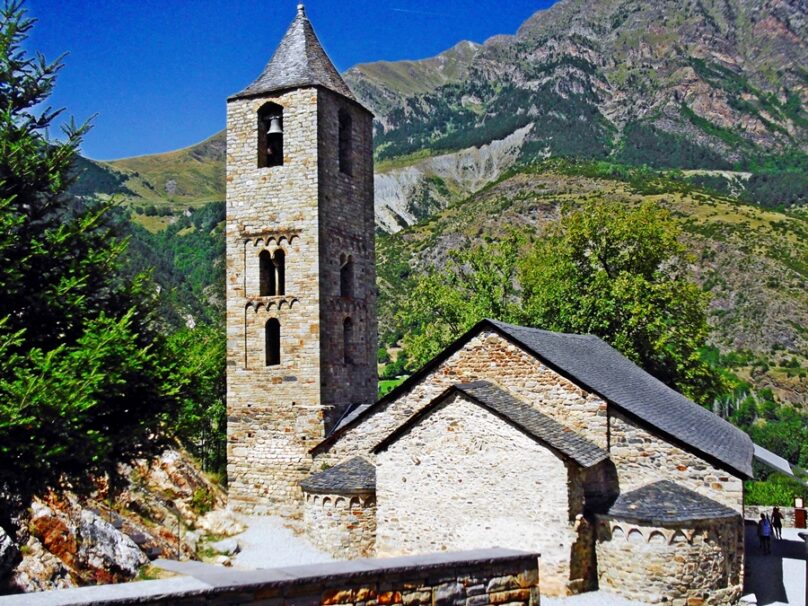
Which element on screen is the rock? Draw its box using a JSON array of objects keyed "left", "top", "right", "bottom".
[
  {"left": 209, "top": 537, "right": 241, "bottom": 555},
  {"left": 196, "top": 508, "right": 245, "bottom": 536},
  {"left": 183, "top": 530, "right": 201, "bottom": 553},
  {"left": 0, "top": 525, "right": 20, "bottom": 579},
  {"left": 213, "top": 555, "right": 232, "bottom": 567},
  {"left": 77, "top": 509, "right": 147, "bottom": 577},
  {"left": 8, "top": 536, "right": 75, "bottom": 593}
]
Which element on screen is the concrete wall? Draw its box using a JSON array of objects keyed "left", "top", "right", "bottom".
[
  {"left": 608, "top": 411, "right": 744, "bottom": 512},
  {"left": 595, "top": 516, "right": 743, "bottom": 605},
  {"left": 303, "top": 492, "right": 376, "bottom": 558},
  {"left": 4, "top": 549, "right": 540, "bottom": 606},
  {"left": 226, "top": 86, "right": 376, "bottom": 516},
  {"left": 375, "top": 392, "right": 587, "bottom": 596}
]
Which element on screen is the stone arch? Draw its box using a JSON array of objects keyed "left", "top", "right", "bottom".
[
  {"left": 349, "top": 497, "right": 360, "bottom": 509},
  {"left": 670, "top": 530, "right": 688, "bottom": 545},
  {"left": 322, "top": 497, "right": 332, "bottom": 508},
  {"left": 611, "top": 525, "right": 625, "bottom": 541},
  {"left": 258, "top": 101, "right": 283, "bottom": 168},
  {"left": 628, "top": 529, "right": 644, "bottom": 544},
  {"left": 274, "top": 248, "right": 285, "bottom": 295},
  {"left": 648, "top": 531, "right": 666, "bottom": 545},
  {"left": 340, "top": 254, "right": 354, "bottom": 298},
  {"left": 335, "top": 497, "right": 346, "bottom": 509},
  {"left": 362, "top": 496, "right": 376, "bottom": 508},
  {"left": 259, "top": 249, "right": 275, "bottom": 296}
]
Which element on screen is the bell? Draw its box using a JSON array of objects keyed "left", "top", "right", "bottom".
[{"left": 267, "top": 116, "right": 283, "bottom": 135}]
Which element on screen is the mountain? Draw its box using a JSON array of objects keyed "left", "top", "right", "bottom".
[
  {"left": 65, "top": 0, "right": 808, "bottom": 404},
  {"left": 72, "top": 131, "right": 226, "bottom": 210}
]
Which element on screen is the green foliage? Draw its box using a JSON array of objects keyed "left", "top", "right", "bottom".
[
  {"left": 167, "top": 324, "right": 226, "bottom": 474},
  {"left": 397, "top": 232, "right": 525, "bottom": 369},
  {"left": 190, "top": 487, "right": 215, "bottom": 515},
  {"left": 520, "top": 200, "right": 723, "bottom": 403},
  {"left": 0, "top": 1, "right": 199, "bottom": 523},
  {"left": 745, "top": 474, "right": 807, "bottom": 507},
  {"left": 616, "top": 121, "right": 730, "bottom": 169}
]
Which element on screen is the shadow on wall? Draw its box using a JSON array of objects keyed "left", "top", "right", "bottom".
[{"left": 744, "top": 523, "right": 805, "bottom": 605}]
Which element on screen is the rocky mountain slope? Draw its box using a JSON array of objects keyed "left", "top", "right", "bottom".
[
  {"left": 0, "top": 450, "right": 243, "bottom": 594},
  {"left": 376, "top": 162, "right": 808, "bottom": 406}
]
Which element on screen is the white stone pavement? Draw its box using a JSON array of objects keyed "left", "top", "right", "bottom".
[{"left": 742, "top": 525, "right": 806, "bottom": 606}]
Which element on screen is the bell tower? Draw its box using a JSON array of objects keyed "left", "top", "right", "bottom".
[{"left": 226, "top": 4, "right": 376, "bottom": 516}]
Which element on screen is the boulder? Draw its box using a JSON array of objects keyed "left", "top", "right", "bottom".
[
  {"left": 77, "top": 509, "right": 147, "bottom": 578},
  {"left": 208, "top": 537, "right": 241, "bottom": 556},
  {"left": 0, "top": 526, "right": 20, "bottom": 580},
  {"left": 8, "top": 536, "right": 75, "bottom": 593},
  {"left": 196, "top": 508, "right": 245, "bottom": 537}
]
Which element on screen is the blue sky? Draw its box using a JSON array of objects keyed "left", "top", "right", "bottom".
[{"left": 24, "top": 1, "right": 556, "bottom": 160}]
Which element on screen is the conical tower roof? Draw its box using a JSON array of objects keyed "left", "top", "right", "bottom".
[{"left": 230, "top": 4, "right": 358, "bottom": 102}]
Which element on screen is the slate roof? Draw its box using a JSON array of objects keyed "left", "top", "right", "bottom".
[
  {"left": 300, "top": 457, "right": 375, "bottom": 494},
  {"left": 319, "top": 320, "right": 754, "bottom": 480},
  {"left": 604, "top": 480, "right": 740, "bottom": 524},
  {"left": 486, "top": 320, "right": 754, "bottom": 478},
  {"left": 230, "top": 4, "right": 359, "bottom": 103},
  {"left": 373, "top": 381, "right": 608, "bottom": 468}
]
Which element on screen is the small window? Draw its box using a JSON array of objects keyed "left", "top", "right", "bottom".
[
  {"left": 266, "top": 319, "right": 280, "bottom": 366},
  {"left": 259, "top": 250, "right": 275, "bottom": 296},
  {"left": 274, "top": 249, "right": 285, "bottom": 296},
  {"left": 258, "top": 102, "right": 283, "bottom": 168},
  {"left": 340, "top": 254, "right": 353, "bottom": 298},
  {"left": 338, "top": 109, "right": 352, "bottom": 175},
  {"left": 343, "top": 317, "right": 353, "bottom": 365}
]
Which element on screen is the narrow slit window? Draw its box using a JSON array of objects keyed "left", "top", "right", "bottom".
[
  {"left": 343, "top": 317, "right": 353, "bottom": 365},
  {"left": 274, "top": 249, "right": 285, "bottom": 296},
  {"left": 259, "top": 250, "right": 275, "bottom": 296},
  {"left": 340, "top": 254, "right": 353, "bottom": 298},
  {"left": 338, "top": 109, "right": 352, "bottom": 175},
  {"left": 266, "top": 319, "right": 281, "bottom": 366},
  {"left": 258, "top": 102, "right": 284, "bottom": 168}
]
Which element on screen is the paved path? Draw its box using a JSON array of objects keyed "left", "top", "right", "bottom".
[
  {"left": 743, "top": 525, "right": 806, "bottom": 606},
  {"left": 230, "top": 515, "right": 333, "bottom": 569}
]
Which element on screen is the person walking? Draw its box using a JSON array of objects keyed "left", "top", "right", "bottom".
[
  {"left": 772, "top": 507, "right": 784, "bottom": 540},
  {"left": 758, "top": 513, "right": 773, "bottom": 554}
]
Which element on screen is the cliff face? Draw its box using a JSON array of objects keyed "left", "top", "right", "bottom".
[{"left": 348, "top": 0, "right": 807, "bottom": 172}]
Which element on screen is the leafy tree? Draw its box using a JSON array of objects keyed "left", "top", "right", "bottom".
[
  {"left": 520, "top": 200, "right": 723, "bottom": 404},
  {"left": 0, "top": 1, "right": 178, "bottom": 524},
  {"left": 396, "top": 233, "right": 524, "bottom": 369}
]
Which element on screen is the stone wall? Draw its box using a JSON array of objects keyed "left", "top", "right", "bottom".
[
  {"left": 608, "top": 411, "right": 744, "bottom": 513},
  {"left": 303, "top": 492, "right": 376, "bottom": 558},
  {"left": 226, "top": 84, "right": 376, "bottom": 517},
  {"left": 317, "top": 330, "right": 608, "bottom": 468},
  {"left": 744, "top": 505, "right": 801, "bottom": 527},
  {"left": 375, "top": 391, "right": 588, "bottom": 596},
  {"left": 595, "top": 516, "right": 743, "bottom": 605},
  {"left": 3, "top": 549, "right": 540, "bottom": 606}
]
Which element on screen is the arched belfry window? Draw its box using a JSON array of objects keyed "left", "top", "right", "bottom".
[
  {"left": 338, "top": 109, "right": 352, "bottom": 175},
  {"left": 274, "top": 249, "right": 285, "bottom": 296},
  {"left": 266, "top": 319, "right": 280, "bottom": 366},
  {"left": 259, "top": 250, "right": 275, "bottom": 296},
  {"left": 343, "top": 317, "right": 353, "bottom": 365},
  {"left": 340, "top": 254, "right": 353, "bottom": 298},
  {"left": 258, "top": 102, "right": 284, "bottom": 168}
]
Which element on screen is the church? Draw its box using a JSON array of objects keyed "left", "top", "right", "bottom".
[{"left": 225, "top": 6, "right": 752, "bottom": 604}]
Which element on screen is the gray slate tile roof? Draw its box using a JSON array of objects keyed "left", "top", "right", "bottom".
[
  {"left": 230, "top": 5, "right": 358, "bottom": 102},
  {"left": 300, "top": 457, "right": 375, "bottom": 494},
  {"left": 374, "top": 381, "right": 609, "bottom": 468},
  {"left": 488, "top": 320, "right": 754, "bottom": 478},
  {"left": 604, "top": 480, "right": 740, "bottom": 524}
]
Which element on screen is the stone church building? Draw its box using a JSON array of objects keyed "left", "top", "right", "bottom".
[{"left": 226, "top": 6, "right": 753, "bottom": 604}]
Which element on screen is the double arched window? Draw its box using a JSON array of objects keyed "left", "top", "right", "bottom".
[{"left": 259, "top": 249, "right": 286, "bottom": 296}]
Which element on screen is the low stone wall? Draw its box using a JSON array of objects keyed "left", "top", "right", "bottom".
[
  {"left": 2, "top": 548, "right": 540, "bottom": 606},
  {"left": 595, "top": 516, "right": 742, "bottom": 605},
  {"left": 744, "top": 505, "right": 801, "bottom": 528},
  {"left": 303, "top": 492, "right": 376, "bottom": 558}
]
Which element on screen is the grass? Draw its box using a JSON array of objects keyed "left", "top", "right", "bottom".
[{"left": 379, "top": 377, "right": 408, "bottom": 397}]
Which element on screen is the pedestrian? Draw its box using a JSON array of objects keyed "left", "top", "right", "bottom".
[
  {"left": 758, "top": 512, "right": 772, "bottom": 554},
  {"left": 772, "top": 506, "right": 784, "bottom": 540}
]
